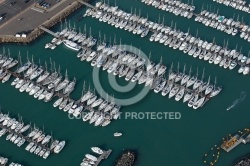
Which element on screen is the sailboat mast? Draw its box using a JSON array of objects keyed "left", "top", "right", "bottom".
[
  {"left": 58, "top": 65, "right": 61, "bottom": 75},
  {"left": 65, "top": 69, "right": 68, "bottom": 79},
  {"left": 45, "top": 61, "right": 47, "bottom": 72},
  {"left": 183, "top": 64, "right": 186, "bottom": 74}
]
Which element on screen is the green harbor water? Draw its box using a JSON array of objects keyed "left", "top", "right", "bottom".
[{"left": 1, "top": 0, "right": 250, "bottom": 165}]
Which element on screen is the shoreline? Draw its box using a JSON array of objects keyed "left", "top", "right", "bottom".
[{"left": 0, "top": 1, "right": 84, "bottom": 44}]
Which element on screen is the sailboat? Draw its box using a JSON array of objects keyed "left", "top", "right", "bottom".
[
  {"left": 193, "top": 96, "right": 205, "bottom": 109},
  {"left": 55, "top": 70, "right": 69, "bottom": 91},
  {"left": 63, "top": 77, "right": 76, "bottom": 94},
  {"left": 193, "top": 69, "right": 204, "bottom": 90},
  {"left": 24, "top": 56, "right": 38, "bottom": 78},
  {"left": 37, "top": 62, "right": 50, "bottom": 83},
  {"left": 186, "top": 68, "right": 198, "bottom": 88},
  {"left": 2, "top": 73, "right": 11, "bottom": 83},
  {"left": 48, "top": 73, "right": 62, "bottom": 90},
  {"left": 42, "top": 61, "right": 58, "bottom": 86}
]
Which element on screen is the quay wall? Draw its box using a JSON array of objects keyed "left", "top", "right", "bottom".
[{"left": 0, "top": 1, "right": 85, "bottom": 44}]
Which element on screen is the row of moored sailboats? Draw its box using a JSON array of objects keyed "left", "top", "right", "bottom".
[
  {"left": 10, "top": 57, "right": 76, "bottom": 102},
  {"left": 144, "top": 0, "right": 250, "bottom": 43},
  {"left": 141, "top": 0, "right": 195, "bottom": 19},
  {"left": 84, "top": 2, "right": 150, "bottom": 38},
  {"left": 45, "top": 23, "right": 97, "bottom": 51},
  {"left": 212, "top": 0, "right": 250, "bottom": 13},
  {"left": 150, "top": 26, "right": 250, "bottom": 75},
  {"left": 54, "top": 83, "right": 121, "bottom": 127},
  {"left": 195, "top": 9, "right": 244, "bottom": 36},
  {"left": 71, "top": 32, "right": 222, "bottom": 109},
  {"left": 85, "top": 2, "right": 250, "bottom": 75},
  {"left": 239, "top": 24, "right": 250, "bottom": 43},
  {"left": 0, "top": 111, "right": 65, "bottom": 159},
  {"left": 0, "top": 50, "right": 19, "bottom": 83},
  {"left": 158, "top": 64, "right": 222, "bottom": 109},
  {"left": 0, "top": 51, "right": 121, "bottom": 127}
]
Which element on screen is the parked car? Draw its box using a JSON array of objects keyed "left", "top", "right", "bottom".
[{"left": 9, "top": 1, "right": 16, "bottom": 6}]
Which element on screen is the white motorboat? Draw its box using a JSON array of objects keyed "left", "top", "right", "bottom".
[
  {"left": 91, "top": 147, "right": 103, "bottom": 155},
  {"left": 85, "top": 154, "right": 97, "bottom": 162},
  {"left": 54, "top": 141, "right": 66, "bottom": 153},
  {"left": 114, "top": 132, "right": 122, "bottom": 137},
  {"left": 63, "top": 40, "right": 81, "bottom": 51},
  {"left": 53, "top": 97, "right": 64, "bottom": 107}
]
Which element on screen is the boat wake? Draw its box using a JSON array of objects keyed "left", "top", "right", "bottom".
[{"left": 226, "top": 91, "right": 247, "bottom": 111}]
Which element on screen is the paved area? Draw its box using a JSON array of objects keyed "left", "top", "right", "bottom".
[
  {"left": 0, "top": 0, "right": 77, "bottom": 35},
  {"left": 0, "top": 0, "right": 33, "bottom": 25}
]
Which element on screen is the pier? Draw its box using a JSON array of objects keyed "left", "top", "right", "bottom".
[
  {"left": 221, "top": 131, "right": 250, "bottom": 152},
  {"left": 39, "top": 26, "right": 59, "bottom": 38},
  {"left": 93, "top": 149, "right": 112, "bottom": 166},
  {"left": 0, "top": 123, "right": 51, "bottom": 152},
  {"left": 204, "top": 129, "right": 250, "bottom": 165},
  {"left": 77, "top": 0, "right": 96, "bottom": 9},
  {"left": 221, "top": 134, "right": 243, "bottom": 152}
]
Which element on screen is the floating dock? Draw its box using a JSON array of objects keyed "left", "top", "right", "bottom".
[
  {"left": 221, "top": 134, "right": 243, "bottom": 152},
  {"left": 93, "top": 149, "right": 112, "bottom": 166}
]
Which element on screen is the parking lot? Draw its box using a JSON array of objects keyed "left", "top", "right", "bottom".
[
  {"left": 0, "top": 0, "right": 61, "bottom": 26},
  {"left": 36, "top": 0, "right": 61, "bottom": 10},
  {"left": 0, "top": 0, "right": 77, "bottom": 36},
  {"left": 0, "top": 0, "right": 33, "bottom": 25}
]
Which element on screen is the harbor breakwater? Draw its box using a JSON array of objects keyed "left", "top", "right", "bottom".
[{"left": 0, "top": 1, "right": 84, "bottom": 44}]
